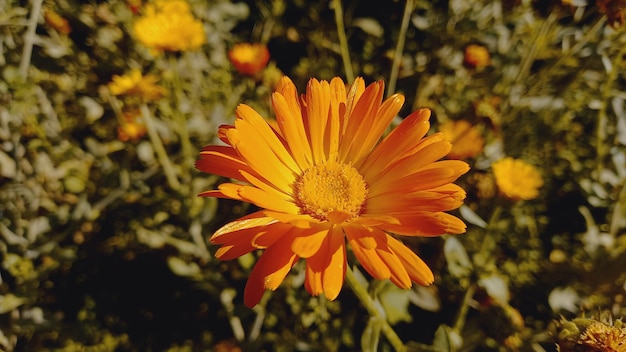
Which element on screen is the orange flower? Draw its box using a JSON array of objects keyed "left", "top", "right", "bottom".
[
  {"left": 196, "top": 77, "right": 469, "bottom": 307},
  {"left": 439, "top": 120, "right": 485, "bottom": 160},
  {"left": 464, "top": 44, "right": 491, "bottom": 69},
  {"left": 228, "top": 43, "right": 270, "bottom": 76},
  {"left": 118, "top": 110, "right": 147, "bottom": 142},
  {"left": 492, "top": 157, "right": 543, "bottom": 201},
  {"left": 44, "top": 10, "right": 71, "bottom": 35}
]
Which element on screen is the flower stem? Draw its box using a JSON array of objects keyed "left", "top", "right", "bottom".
[
  {"left": 345, "top": 267, "right": 406, "bottom": 352},
  {"left": 140, "top": 103, "right": 181, "bottom": 191},
  {"left": 332, "top": 0, "right": 354, "bottom": 83},
  {"left": 19, "top": 0, "right": 44, "bottom": 79},
  {"left": 387, "top": 0, "right": 414, "bottom": 98},
  {"left": 168, "top": 55, "right": 194, "bottom": 174},
  {"left": 596, "top": 41, "right": 626, "bottom": 175}
]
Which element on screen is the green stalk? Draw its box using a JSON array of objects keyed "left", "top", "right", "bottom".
[
  {"left": 168, "top": 55, "right": 193, "bottom": 174},
  {"left": 345, "top": 267, "right": 406, "bottom": 351},
  {"left": 387, "top": 0, "right": 414, "bottom": 98},
  {"left": 332, "top": 0, "right": 354, "bottom": 82},
  {"left": 596, "top": 43, "right": 626, "bottom": 174},
  {"left": 19, "top": 0, "right": 44, "bottom": 79},
  {"left": 140, "top": 103, "right": 181, "bottom": 191}
]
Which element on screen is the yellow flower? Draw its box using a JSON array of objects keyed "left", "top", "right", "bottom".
[
  {"left": 196, "top": 76, "right": 469, "bottom": 307},
  {"left": 492, "top": 157, "right": 543, "bottom": 201},
  {"left": 439, "top": 120, "right": 484, "bottom": 160},
  {"left": 108, "top": 69, "right": 166, "bottom": 101},
  {"left": 133, "top": 0, "right": 205, "bottom": 53},
  {"left": 228, "top": 43, "right": 271, "bottom": 76}
]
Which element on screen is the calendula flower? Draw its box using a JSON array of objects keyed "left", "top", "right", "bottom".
[
  {"left": 439, "top": 120, "right": 484, "bottom": 160},
  {"left": 197, "top": 76, "right": 469, "bottom": 307},
  {"left": 464, "top": 44, "right": 491, "bottom": 69},
  {"left": 228, "top": 43, "right": 271, "bottom": 76},
  {"left": 108, "top": 69, "right": 166, "bottom": 101},
  {"left": 492, "top": 157, "right": 543, "bottom": 201},
  {"left": 133, "top": 0, "right": 205, "bottom": 54}
]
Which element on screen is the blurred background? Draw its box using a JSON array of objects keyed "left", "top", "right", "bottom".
[{"left": 1, "top": 0, "right": 626, "bottom": 350}]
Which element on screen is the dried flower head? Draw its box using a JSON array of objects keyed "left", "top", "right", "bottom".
[
  {"left": 492, "top": 157, "right": 543, "bottom": 201},
  {"left": 196, "top": 76, "right": 469, "bottom": 307},
  {"left": 464, "top": 44, "right": 491, "bottom": 69},
  {"left": 228, "top": 43, "right": 271, "bottom": 76},
  {"left": 579, "top": 320, "right": 626, "bottom": 352},
  {"left": 108, "top": 69, "right": 166, "bottom": 101},
  {"left": 133, "top": 0, "right": 205, "bottom": 54},
  {"left": 597, "top": 0, "right": 626, "bottom": 27},
  {"left": 439, "top": 120, "right": 485, "bottom": 160}
]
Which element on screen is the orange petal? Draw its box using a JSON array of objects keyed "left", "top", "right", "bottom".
[
  {"left": 252, "top": 223, "right": 295, "bottom": 248},
  {"left": 244, "top": 238, "right": 298, "bottom": 307},
  {"left": 215, "top": 244, "right": 255, "bottom": 261},
  {"left": 239, "top": 170, "right": 294, "bottom": 201},
  {"left": 339, "top": 80, "right": 383, "bottom": 163},
  {"left": 376, "top": 244, "right": 411, "bottom": 289},
  {"left": 368, "top": 140, "right": 452, "bottom": 186},
  {"left": 345, "top": 77, "right": 366, "bottom": 121},
  {"left": 386, "top": 236, "right": 434, "bottom": 285},
  {"left": 378, "top": 211, "right": 467, "bottom": 236},
  {"left": 211, "top": 211, "right": 276, "bottom": 244},
  {"left": 226, "top": 123, "right": 296, "bottom": 194},
  {"left": 235, "top": 104, "right": 302, "bottom": 176},
  {"left": 344, "top": 225, "right": 391, "bottom": 280},
  {"left": 217, "top": 124, "right": 234, "bottom": 145},
  {"left": 322, "top": 226, "right": 346, "bottom": 300},
  {"left": 196, "top": 145, "right": 251, "bottom": 182},
  {"left": 327, "top": 77, "right": 347, "bottom": 157},
  {"left": 292, "top": 227, "right": 331, "bottom": 258},
  {"left": 199, "top": 183, "right": 246, "bottom": 201},
  {"left": 237, "top": 185, "right": 300, "bottom": 214},
  {"left": 304, "top": 259, "right": 323, "bottom": 297},
  {"left": 368, "top": 161, "right": 469, "bottom": 198},
  {"left": 360, "top": 108, "right": 432, "bottom": 177},
  {"left": 262, "top": 210, "right": 319, "bottom": 228},
  {"left": 272, "top": 81, "right": 312, "bottom": 169},
  {"left": 352, "top": 94, "right": 405, "bottom": 168},
  {"left": 304, "top": 78, "right": 331, "bottom": 164},
  {"left": 366, "top": 185, "right": 466, "bottom": 214}
]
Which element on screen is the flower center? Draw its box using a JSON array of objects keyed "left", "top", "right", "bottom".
[{"left": 294, "top": 161, "right": 368, "bottom": 224}]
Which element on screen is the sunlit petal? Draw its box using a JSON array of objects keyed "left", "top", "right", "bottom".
[{"left": 197, "top": 76, "right": 468, "bottom": 307}]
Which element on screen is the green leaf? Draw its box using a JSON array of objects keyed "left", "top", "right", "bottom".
[
  {"left": 379, "top": 284, "right": 412, "bottom": 325},
  {"left": 361, "top": 317, "right": 383, "bottom": 352},
  {"left": 0, "top": 294, "right": 25, "bottom": 314}
]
